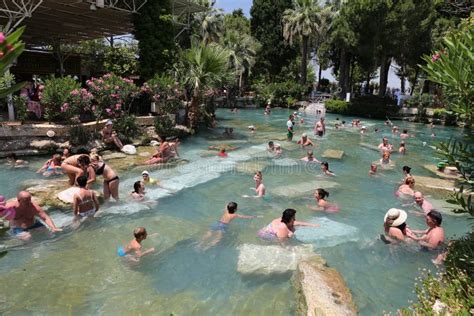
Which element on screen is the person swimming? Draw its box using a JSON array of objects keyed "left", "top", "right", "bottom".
[
  {"left": 37, "top": 154, "right": 63, "bottom": 176},
  {"left": 117, "top": 227, "right": 155, "bottom": 260},
  {"left": 309, "top": 188, "right": 339, "bottom": 212},
  {"left": 397, "top": 176, "right": 416, "bottom": 197},
  {"left": 199, "top": 202, "right": 258, "bottom": 249},
  {"left": 320, "top": 162, "right": 335, "bottom": 176}
]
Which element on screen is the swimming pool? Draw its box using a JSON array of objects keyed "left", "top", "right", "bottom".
[{"left": 0, "top": 108, "right": 472, "bottom": 314}]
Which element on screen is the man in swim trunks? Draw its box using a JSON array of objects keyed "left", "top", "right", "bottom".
[
  {"left": 286, "top": 115, "right": 294, "bottom": 141},
  {"left": 199, "top": 202, "right": 257, "bottom": 249},
  {"left": 6, "top": 191, "right": 62, "bottom": 240},
  {"left": 300, "top": 150, "right": 320, "bottom": 163},
  {"left": 414, "top": 192, "right": 434, "bottom": 214},
  {"left": 314, "top": 117, "right": 326, "bottom": 137}
]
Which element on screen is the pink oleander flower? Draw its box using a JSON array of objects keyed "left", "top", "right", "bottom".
[
  {"left": 38, "top": 85, "right": 44, "bottom": 91},
  {"left": 114, "top": 86, "right": 120, "bottom": 90},
  {"left": 91, "top": 105, "right": 96, "bottom": 112},
  {"left": 431, "top": 53, "right": 441, "bottom": 62},
  {"left": 71, "top": 89, "right": 79, "bottom": 96},
  {"left": 115, "top": 103, "right": 121, "bottom": 110},
  {"left": 104, "top": 73, "right": 112, "bottom": 78},
  {"left": 105, "top": 108, "right": 113, "bottom": 115},
  {"left": 0, "top": 33, "right": 5, "bottom": 44},
  {"left": 61, "top": 103, "right": 69, "bottom": 112}
]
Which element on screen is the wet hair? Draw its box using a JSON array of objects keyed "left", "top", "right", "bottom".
[
  {"left": 402, "top": 166, "right": 411, "bottom": 173},
  {"left": 316, "top": 188, "right": 329, "bottom": 199},
  {"left": 281, "top": 208, "right": 296, "bottom": 224},
  {"left": 342, "top": 121, "right": 346, "bottom": 124},
  {"left": 321, "top": 162, "right": 331, "bottom": 171},
  {"left": 133, "top": 181, "right": 142, "bottom": 193},
  {"left": 255, "top": 170, "right": 262, "bottom": 178},
  {"left": 77, "top": 155, "right": 90, "bottom": 166},
  {"left": 77, "top": 175, "right": 88, "bottom": 188},
  {"left": 133, "top": 227, "right": 147, "bottom": 239},
  {"left": 400, "top": 142, "right": 405, "bottom": 147},
  {"left": 384, "top": 218, "right": 407, "bottom": 234},
  {"left": 90, "top": 153, "right": 102, "bottom": 162},
  {"left": 403, "top": 129, "right": 408, "bottom": 133},
  {"left": 289, "top": 115, "right": 293, "bottom": 119},
  {"left": 8, "top": 153, "right": 17, "bottom": 160},
  {"left": 405, "top": 176, "right": 415, "bottom": 185},
  {"left": 52, "top": 154, "right": 62, "bottom": 161},
  {"left": 427, "top": 211, "right": 442, "bottom": 226},
  {"left": 268, "top": 141, "right": 274, "bottom": 146},
  {"left": 227, "top": 201, "right": 238, "bottom": 213}
]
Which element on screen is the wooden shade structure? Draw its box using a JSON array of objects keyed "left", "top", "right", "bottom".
[{"left": 0, "top": 0, "right": 204, "bottom": 46}]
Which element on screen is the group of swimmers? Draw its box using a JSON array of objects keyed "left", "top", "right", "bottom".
[{"left": 1, "top": 107, "right": 448, "bottom": 263}]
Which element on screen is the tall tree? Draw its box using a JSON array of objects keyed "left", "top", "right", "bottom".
[
  {"left": 282, "top": 0, "right": 329, "bottom": 85},
  {"left": 177, "top": 42, "right": 230, "bottom": 130},
  {"left": 133, "top": 0, "right": 175, "bottom": 80},
  {"left": 250, "top": 0, "right": 297, "bottom": 81}
]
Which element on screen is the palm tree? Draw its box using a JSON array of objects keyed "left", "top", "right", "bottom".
[
  {"left": 179, "top": 42, "right": 229, "bottom": 130},
  {"left": 283, "top": 0, "right": 329, "bottom": 85},
  {"left": 221, "top": 30, "right": 261, "bottom": 95}
]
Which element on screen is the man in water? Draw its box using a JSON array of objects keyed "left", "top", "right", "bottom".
[
  {"left": 6, "top": 191, "right": 62, "bottom": 240},
  {"left": 286, "top": 115, "right": 294, "bottom": 141},
  {"left": 297, "top": 133, "right": 314, "bottom": 148},
  {"left": 378, "top": 137, "right": 393, "bottom": 153},
  {"left": 314, "top": 117, "right": 326, "bottom": 137},
  {"left": 408, "top": 211, "right": 445, "bottom": 250},
  {"left": 414, "top": 192, "right": 434, "bottom": 214},
  {"left": 267, "top": 141, "right": 275, "bottom": 153},
  {"left": 301, "top": 150, "right": 320, "bottom": 163}
]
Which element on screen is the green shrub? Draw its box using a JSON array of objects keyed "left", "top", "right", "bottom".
[
  {"left": 154, "top": 115, "right": 175, "bottom": 137},
  {"left": 325, "top": 99, "right": 348, "bottom": 113},
  {"left": 69, "top": 124, "right": 92, "bottom": 145},
  {"left": 398, "top": 267, "right": 473, "bottom": 315},
  {"left": 12, "top": 95, "right": 28, "bottom": 121},
  {"left": 347, "top": 96, "right": 398, "bottom": 118},
  {"left": 433, "top": 108, "right": 447, "bottom": 118},
  {"left": 40, "top": 76, "right": 81, "bottom": 122},
  {"left": 113, "top": 114, "right": 140, "bottom": 140},
  {"left": 252, "top": 79, "right": 311, "bottom": 107}
]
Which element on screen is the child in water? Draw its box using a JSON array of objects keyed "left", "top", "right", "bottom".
[
  {"left": 198, "top": 201, "right": 258, "bottom": 249},
  {"left": 117, "top": 227, "right": 155, "bottom": 261}
]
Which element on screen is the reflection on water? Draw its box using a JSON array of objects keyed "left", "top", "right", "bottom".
[{"left": 0, "top": 108, "right": 472, "bottom": 314}]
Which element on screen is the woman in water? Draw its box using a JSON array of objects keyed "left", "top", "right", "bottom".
[
  {"left": 37, "top": 154, "right": 63, "bottom": 176},
  {"left": 6, "top": 153, "right": 28, "bottom": 168},
  {"left": 397, "top": 176, "right": 416, "bottom": 197},
  {"left": 90, "top": 154, "right": 120, "bottom": 201},
  {"left": 380, "top": 151, "right": 391, "bottom": 165},
  {"left": 402, "top": 165, "right": 412, "bottom": 179},
  {"left": 320, "top": 162, "right": 335, "bottom": 176},
  {"left": 258, "top": 208, "right": 319, "bottom": 242},
  {"left": 131, "top": 181, "right": 146, "bottom": 201},
  {"left": 243, "top": 171, "right": 265, "bottom": 198},
  {"left": 61, "top": 154, "right": 94, "bottom": 186},
  {"left": 309, "top": 188, "right": 339, "bottom": 212},
  {"left": 72, "top": 175, "right": 99, "bottom": 218},
  {"left": 381, "top": 208, "right": 411, "bottom": 243}
]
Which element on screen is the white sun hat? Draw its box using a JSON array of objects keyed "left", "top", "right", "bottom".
[{"left": 384, "top": 208, "right": 408, "bottom": 227}]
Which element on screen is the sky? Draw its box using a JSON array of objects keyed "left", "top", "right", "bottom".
[{"left": 215, "top": 0, "right": 403, "bottom": 90}]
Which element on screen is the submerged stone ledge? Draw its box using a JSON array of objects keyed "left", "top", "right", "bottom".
[{"left": 293, "top": 257, "right": 357, "bottom": 316}]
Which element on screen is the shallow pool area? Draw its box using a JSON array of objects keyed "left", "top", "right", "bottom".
[{"left": 0, "top": 108, "right": 472, "bottom": 315}]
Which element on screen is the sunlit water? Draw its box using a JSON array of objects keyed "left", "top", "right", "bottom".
[{"left": 0, "top": 108, "right": 472, "bottom": 315}]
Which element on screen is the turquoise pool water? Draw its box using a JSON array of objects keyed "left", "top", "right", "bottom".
[{"left": 0, "top": 108, "right": 472, "bottom": 315}]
